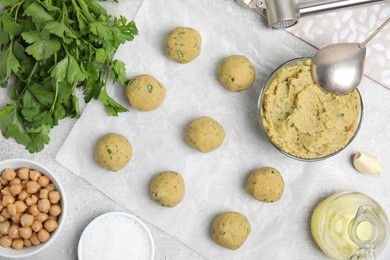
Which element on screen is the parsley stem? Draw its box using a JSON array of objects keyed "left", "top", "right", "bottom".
[
  {"left": 27, "top": 62, "right": 38, "bottom": 84},
  {"left": 70, "top": 0, "right": 87, "bottom": 23},
  {"left": 10, "top": 0, "right": 25, "bottom": 19},
  {"left": 104, "top": 65, "right": 109, "bottom": 84},
  {"left": 88, "top": 44, "right": 93, "bottom": 61},
  {"left": 49, "top": 81, "right": 59, "bottom": 115},
  {"left": 17, "top": 61, "right": 38, "bottom": 102},
  {"left": 61, "top": 2, "right": 66, "bottom": 23},
  {"left": 72, "top": 0, "right": 94, "bottom": 23}
]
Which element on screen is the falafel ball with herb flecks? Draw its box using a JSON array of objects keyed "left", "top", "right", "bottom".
[
  {"left": 94, "top": 133, "right": 132, "bottom": 171},
  {"left": 150, "top": 171, "right": 185, "bottom": 207},
  {"left": 246, "top": 167, "right": 284, "bottom": 202},
  {"left": 212, "top": 212, "right": 251, "bottom": 250},
  {"left": 125, "top": 74, "right": 166, "bottom": 111},
  {"left": 166, "top": 27, "right": 202, "bottom": 63},
  {"left": 185, "top": 116, "right": 225, "bottom": 153},
  {"left": 217, "top": 55, "right": 256, "bottom": 91}
]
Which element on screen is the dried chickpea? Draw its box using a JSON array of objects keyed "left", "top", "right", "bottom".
[
  {"left": 10, "top": 184, "right": 22, "bottom": 196},
  {"left": 49, "top": 205, "right": 61, "bottom": 217},
  {"left": 0, "top": 204, "right": 3, "bottom": 212},
  {"left": 35, "top": 213, "right": 48, "bottom": 223},
  {"left": 25, "top": 197, "right": 34, "bottom": 206},
  {"left": 28, "top": 205, "right": 40, "bottom": 217},
  {"left": 26, "top": 181, "right": 40, "bottom": 194},
  {"left": 7, "top": 204, "right": 16, "bottom": 216},
  {"left": 8, "top": 224, "right": 19, "bottom": 239},
  {"left": 0, "top": 214, "right": 6, "bottom": 223},
  {"left": 20, "top": 214, "right": 34, "bottom": 227},
  {"left": 44, "top": 220, "right": 58, "bottom": 233},
  {"left": 48, "top": 191, "right": 61, "bottom": 204},
  {"left": 0, "top": 221, "right": 11, "bottom": 235},
  {"left": 38, "top": 176, "right": 50, "bottom": 187},
  {"left": 23, "top": 238, "right": 32, "bottom": 247},
  {"left": 10, "top": 178, "right": 21, "bottom": 185},
  {"left": 11, "top": 213, "right": 22, "bottom": 224},
  {"left": 31, "top": 220, "right": 43, "bottom": 232},
  {"left": 1, "top": 208, "right": 11, "bottom": 218},
  {"left": 37, "top": 229, "right": 50, "bottom": 242},
  {"left": 38, "top": 199, "right": 50, "bottom": 213},
  {"left": 18, "top": 190, "right": 29, "bottom": 201},
  {"left": 2, "top": 195, "right": 15, "bottom": 207},
  {"left": 19, "top": 227, "right": 32, "bottom": 239},
  {"left": 39, "top": 189, "right": 50, "bottom": 199},
  {"left": 1, "top": 187, "right": 11, "bottom": 196},
  {"left": 21, "top": 180, "right": 28, "bottom": 189},
  {"left": 0, "top": 235, "right": 12, "bottom": 247},
  {"left": 16, "top": 167, "right": 30, "bottom": 180},
  {"left": 12, "top": 239, "right": 23, "bottom": 250},
  {"left": 2, "top": 169, "right": 16, "bottom": 181},
  {"left": 0, "top": 177, "right": 8, "bottom": 186},
  {"left": 17, "top": 168, "right": 30, "bottom": 180},
  {"left": 32, "top": 194, "right": 38, "bottom": 203},
  {"left": 29, "top": 171, "right": 41, "bottom": 182},
  {"left": 15, "top": 200, "right": 27, "bottom": 213},
  {"left": 45, "top": 184, "right": 56, "bottom": 191},
  {"left": 48, "top": 215, "right": 57, "bottom": 221},
  {"left": 30, "top": 233, "right": 41, "bottom": 245},
  {"left": 26, "top": 195, "right": 38, "bottom": 206}
]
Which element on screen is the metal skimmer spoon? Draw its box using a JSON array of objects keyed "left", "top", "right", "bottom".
[{"left": 312, "top": 17, "right": 390, "bottom": 94}]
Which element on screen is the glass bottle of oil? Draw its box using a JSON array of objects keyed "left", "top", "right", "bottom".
[{"left": 311, "top": 191, "right": 389, "bottom": 260}]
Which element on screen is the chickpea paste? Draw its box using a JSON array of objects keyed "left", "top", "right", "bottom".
[{"left": 260, "top": 60, "right": 361, "bottom": 159}]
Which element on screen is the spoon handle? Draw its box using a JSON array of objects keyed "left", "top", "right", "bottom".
[{"left": 359, "top": 17, "right": 390, "bottom": 49}]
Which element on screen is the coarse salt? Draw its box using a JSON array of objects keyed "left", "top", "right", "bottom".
[{"left": 79, "top": 212, "right": 153, "bottom": 260}]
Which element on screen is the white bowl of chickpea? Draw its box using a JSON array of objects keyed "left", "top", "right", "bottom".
[{"left": 0, "top": 159, "right": 66, "bottom": 258}]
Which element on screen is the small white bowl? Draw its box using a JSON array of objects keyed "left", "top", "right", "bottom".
[
  {"left": 78, "top": 211, "right": 155, "bottom": 260},
  {"left": 0, "top": 159, "right": 67, "bottom": 258}
]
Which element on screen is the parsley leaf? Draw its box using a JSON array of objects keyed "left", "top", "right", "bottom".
[
  {"left": 110, "top": 60, "right": 127, "bottom": 85},
  {"left": 0, "top": 104, "right": 31, "bottom": 146},
  {"left": 29, "top": 83, "right": 55, "bottom": 107},
  {"left": 21, "top": 90, "right": 43, "bottom": 122},
  {"left": 99, "top": 88, "right": 128, "bottom": 116},
  {"left": 26, "top": 132, "right": 50, "bottom": 153},
  {"left": 0, "top": 11, "right": 22, "bottom": 36},
  {"left": 22, "top": 30, "right": 61, "bottom": 61},
  {"left": 0, "top": 45, "right": 20, "bottom": 86},
  {"left": 95, "top": 48, "right": 106, "bottom": 64},
  {"left": 24, "top": 2, "right": 54, "bottom": 27},
  {"left": 51, "top": 55, "right": 87, "bottom": 84},
  {"left": 45, "top": 21, "right": 77, "bottom": 44}
]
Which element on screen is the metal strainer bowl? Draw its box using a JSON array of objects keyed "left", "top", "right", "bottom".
[{"left": 257, "top": 57, "right": 364, "bottom": 162}]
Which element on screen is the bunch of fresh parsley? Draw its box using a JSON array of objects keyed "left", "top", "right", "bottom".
[{"left": 0, "top": 0, "right": 137, "bottom": 153}]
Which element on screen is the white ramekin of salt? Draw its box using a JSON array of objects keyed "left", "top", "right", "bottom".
[{"left": 78, "top": 212, "right": 154, "bottom": 260}]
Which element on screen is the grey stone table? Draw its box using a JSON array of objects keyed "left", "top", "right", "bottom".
[{"left": 1, "top": 0, "right": 390, "bottom": 259}]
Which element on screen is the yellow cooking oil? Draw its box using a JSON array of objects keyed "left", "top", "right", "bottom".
[{"left": 311, "top": 192, "right": 389, "bottom": 260}]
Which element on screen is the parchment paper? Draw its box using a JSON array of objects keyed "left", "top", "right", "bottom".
[{"left": 56, "top": 0, "right": 325, "bottom": 259}]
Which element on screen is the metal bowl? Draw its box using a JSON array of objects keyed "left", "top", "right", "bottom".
[{"left": 257, "top": 57, "right": 364, "bottom": 162}]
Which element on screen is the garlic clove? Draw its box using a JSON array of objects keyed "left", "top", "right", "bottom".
[{"left": 353, "top": 152, "right": 381, "bottom": 175}]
